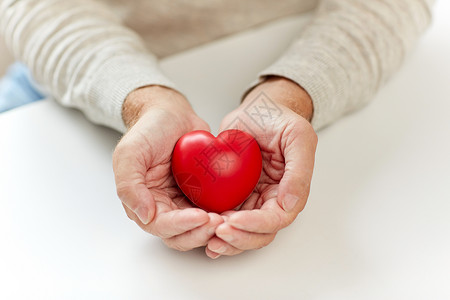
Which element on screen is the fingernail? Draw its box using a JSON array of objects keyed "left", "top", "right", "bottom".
[
  {"left": 134, "top": 205, "right": 150, "bottom": 225},
  {"left": 218, "top": 233, "right": 234, "bottom": 243},
  {"left": 211, "top": 254, "right": 221, "bottom": 259},
  {"left": 212, "top": 246, "right": 227, "bottom": 254},
  {"left": 207, "top": 226, "right": 216, "bottom": 236},
  {"left": 283, "top": 194, "right": 299, "bottom": 212},
  {"left": 194, "top": 219, "right": 207, "bottom": 227}
]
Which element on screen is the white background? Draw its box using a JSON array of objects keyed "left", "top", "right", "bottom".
[{"left": 1, "top": 1, "right": 449, "bottom": 299}]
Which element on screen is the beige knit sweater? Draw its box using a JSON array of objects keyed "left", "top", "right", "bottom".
[{"left": 0, "top": 0, "right": 433, "bottom": 132}]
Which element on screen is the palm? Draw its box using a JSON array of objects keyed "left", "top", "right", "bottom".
[
  {"left": 114, "top": 107, "right": 212, "bottom": 227},
  {"left": 219, "top": 107, "right": 288, "bottom": 212},
  {"left": 205, "top": 101, "right": 316, "bottom": 258},
  {"left": 136, "top": 111, "right": 209, "bottom": 214},
  {"left": 142, "top": 155, "right": 193, "bottom": 213},
  {"left": 114, "top": 88, "right": 224, "bottom": 252},
  {"left": 238, "top": 134, "right": 285, "bottom": 211}
]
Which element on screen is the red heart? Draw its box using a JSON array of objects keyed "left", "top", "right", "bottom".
[{"left": 171, "top": 129, "right": 262, "bottom": 213}]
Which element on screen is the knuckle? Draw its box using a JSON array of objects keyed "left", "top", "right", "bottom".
[
  {"left": 116, "top": 184, "right": 132, "bottom": 200},
  {"left": 112, "top": 144, "right": 125, "bottom": 164},
  {"left": 141, "top": 224, "right": 156, "bottom": 236},
  {"left": 150, "top": 223, "right": 173, "bottom": 239},
  {"left": 164, "top": 239, "right": 191, "bottom": 252},
  {"left": 177, "top": 245, "right": 192, "bottom": 252},
  {"left": 112, "top": 141, "right": 133, "bottom": 168},
  {"left": 250, "top": 234, "right": 276, "bottom": 250},
  {"left": 294, "top": 118, "right": 317, "bottom": 143},
  {"left": 261, "top": 234, "right": 276, "bottom": 248}
]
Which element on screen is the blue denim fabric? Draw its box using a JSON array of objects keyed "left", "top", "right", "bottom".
[{"left": 0, "top": 62, "right": 45, "bottom": 112}]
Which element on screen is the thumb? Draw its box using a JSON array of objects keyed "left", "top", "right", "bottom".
[
  {"left": 278, "top": 123, "right": 317, "bottom": 214},
  {"left": 113, "top": 146, "right": 156, "bottom": 225},
  {"left": 117, "top": 182, "right": 156, "bottom": 225},
  {"left": 218, "top": 110, "right": 240, "bottom": 133}
]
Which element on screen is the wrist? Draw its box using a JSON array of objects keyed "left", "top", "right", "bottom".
[
  {"left": 122, "top": 85, "right": 194, "bottom": 128},
  {"left": 243, "top": 76, "right": 313, "bottom": 122}
]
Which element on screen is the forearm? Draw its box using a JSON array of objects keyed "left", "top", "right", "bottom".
[
  {"left": 122, "top": 85, "right": 195, "bottom": 129},
  {"left": 0, "top": 0, "right": 175, "bottom": 132},
  {"left": 250, "top": 0, "right": 434, "bottom": 130},
  {"left": 242, "top": 76, "right": 313, "bottom": 122}
]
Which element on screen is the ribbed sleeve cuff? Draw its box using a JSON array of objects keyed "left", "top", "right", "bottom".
[
  {"left": 242, "top": 43, "right": 348, "bottom": 131},
  {"left": 85, "top": 53, "right": 178, "bottom": 133},
  {"left": 244, "top": 0, "right": 434, "bottom": 131}
]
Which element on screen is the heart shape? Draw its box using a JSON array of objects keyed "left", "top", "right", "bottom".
[{"left": 171, "top": 129, "right": 262, "bottom": 213}]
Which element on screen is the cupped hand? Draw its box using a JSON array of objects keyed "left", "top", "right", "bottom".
[
  {"left": 113, "top": 86, "right": 223, "bottom": 251},
  {"left": 206, "top": 77, "right": 318, "bottom": 258}
]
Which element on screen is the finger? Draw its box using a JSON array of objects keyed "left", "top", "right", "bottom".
[
  {"left": 163, "top": 213, "right": 223, "bottom": 251},
  {"left": 225, "top": 207, "right": 286, "bottom": 233},
  {"left": 149, "top": 208, "right": 209, "bottom": 238},
  {"left": 205, "top": 246, "right": 221, "bottom": 259},
  {"left": 215, "top": 223, "right": 276, "bottom": 251},
  {"left": 220, "top": 211, "right": 233, "bottom": 219},
  {"left": 278, "top": 122, "right": 318, "bottom": 213},
  {"left": 117, "top": 182, "right": 155, "bottom": 225},
  {"left": 113, "top": 145, "right": 156, "bottom": 225},
  {"left": 206, "top": 236, "right": 243, "bottom": 257},
  {"left": 121, "top": 202, "right": 135, "bottom": 221},
  {"left": 218, "top": 113, "right": 234, "bottom": 133}
]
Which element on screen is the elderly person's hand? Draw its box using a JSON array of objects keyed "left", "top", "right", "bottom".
[
  {"left": 113, "top": 86, "right": 223, "bottom": 251},
  {"left": 206, "top": 77, "right": 317, "bottom": 258}
]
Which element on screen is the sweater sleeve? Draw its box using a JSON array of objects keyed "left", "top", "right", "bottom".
[
  {"left": 250, "top": 0, "right": 434, "bottom": 130},
  {"left": 0, "top": 0, "right": 177, "bottom": 133}
]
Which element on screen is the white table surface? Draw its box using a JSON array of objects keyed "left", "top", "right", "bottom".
[{"left": 1, "top": 2, "right": 450, "bottom": 299}]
